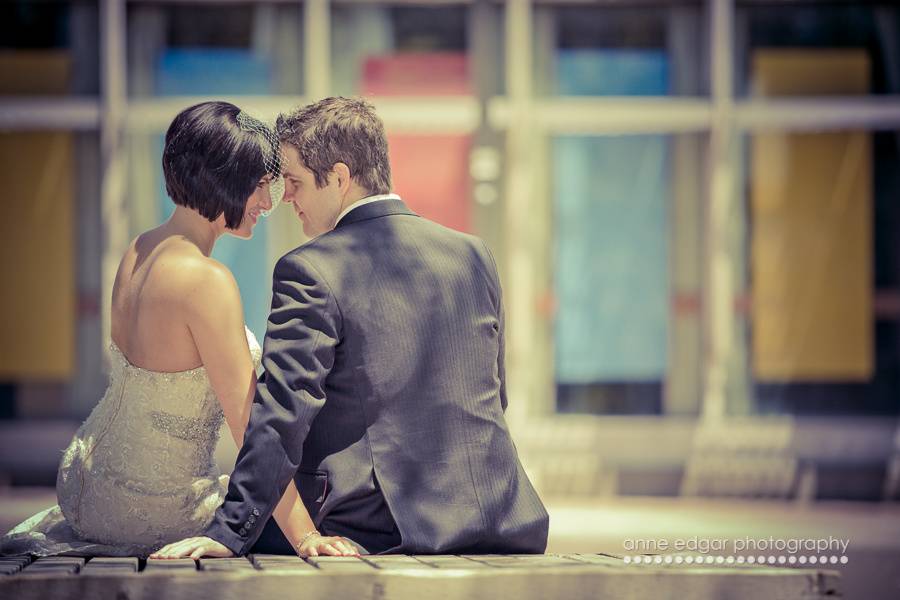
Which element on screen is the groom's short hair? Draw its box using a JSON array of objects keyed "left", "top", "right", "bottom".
[
  {"left": 276, "top": 97, "right": 392, "bottom": 195},
  {"left": 162, "top": 101, "right": 274, "bottom": 229}
]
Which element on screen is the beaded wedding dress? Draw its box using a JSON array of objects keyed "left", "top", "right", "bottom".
[{"left": 0, "top": 328, "right": 261, "bottom": 557}]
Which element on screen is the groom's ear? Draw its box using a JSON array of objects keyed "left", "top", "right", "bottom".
[{"left": 332, "top": 162, "right": 352, "bottom": 194}]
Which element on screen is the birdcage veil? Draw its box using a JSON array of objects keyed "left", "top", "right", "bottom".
[{"left": 236, "top": 110, "right": 285, "bottom": 217}]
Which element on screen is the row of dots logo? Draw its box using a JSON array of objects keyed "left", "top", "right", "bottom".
[{"left": 623, "top": 555, "right": 848, "bottom": 565}]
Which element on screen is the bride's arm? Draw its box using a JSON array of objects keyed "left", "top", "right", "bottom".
[{"left": 156, "top": 262, "right": 355, "bottom": 558}]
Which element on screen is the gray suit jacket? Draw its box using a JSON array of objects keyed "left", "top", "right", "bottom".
[{"left": 206, "top": 199, "right": 549, "bottom": 555}]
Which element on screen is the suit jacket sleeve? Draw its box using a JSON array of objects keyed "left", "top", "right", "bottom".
[
  {"left": 480, "top": 240, "right": 508, "bottom": 413},
  {"left": 204, "top": 252, "right": 340, "bottom": 555},
  {"left": 498, "top": 287, "right": 508, "bottom": 413}
]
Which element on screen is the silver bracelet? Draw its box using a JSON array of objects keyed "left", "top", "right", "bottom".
[{"left": 295, "top": 529, "right": 320, "bottom": 551}]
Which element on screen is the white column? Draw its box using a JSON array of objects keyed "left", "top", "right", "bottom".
[
  {"left": 702, "top": 0, "right": 735, "bottom": 422},
  {"left": 100, "top": 0, "right": 128, "bottom": 365},
  {"left": 504, "top": 0, "right": 538, "bottom": 425},
  {"left": 304, "top": 0, "right": 331, "bottom": 101}
]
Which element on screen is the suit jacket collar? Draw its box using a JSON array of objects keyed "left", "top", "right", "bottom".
[{"left": 334, "top": 198, "right": 417, "bottom": 229}]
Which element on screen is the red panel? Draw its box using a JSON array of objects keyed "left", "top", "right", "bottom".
[
  {"left": 362, "top": 52, "right": 472, "bottom": 233},
  {"left": 388, "top": 134, "right": 471, "bottom": 233},
  {"left": 362, "top": 52, "right": 470, "bottom": 96}
]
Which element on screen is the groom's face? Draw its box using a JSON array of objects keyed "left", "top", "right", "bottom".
[{"left": 281, "top": 144, "right": 342, "bottom": 238}]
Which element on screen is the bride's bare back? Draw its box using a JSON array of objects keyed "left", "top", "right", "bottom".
[{"left": 111, "top": 227, "right": 222, "bottom": 372}]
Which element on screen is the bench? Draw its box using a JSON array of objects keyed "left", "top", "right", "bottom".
[{"left": 0, "top": 553, "right": 842, "bottom": 599}]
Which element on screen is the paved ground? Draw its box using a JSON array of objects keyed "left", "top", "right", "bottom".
[
  {"left": 544, "top": 495, "right": 900, "bottom": 600},
  {"left": 0, "top": 553, "right": 840, "bottom": 600},
  {"left": 3, "top": 489, "right": 899, "bottom": 598}
]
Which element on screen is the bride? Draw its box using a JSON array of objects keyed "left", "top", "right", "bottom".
[{"left": 1, "top": 101, "right": 357, "bottom": 559}]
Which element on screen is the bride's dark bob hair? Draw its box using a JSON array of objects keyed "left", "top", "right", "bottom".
[{"left": 162, "top": 101, "right": 276, "bottom": 229}]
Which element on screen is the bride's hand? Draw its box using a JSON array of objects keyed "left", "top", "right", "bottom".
[
  {"left": 296, "top": 532, "right": 359, "bottom": 557},
  {"left": 150, "top": 536, "right": 234, "bottom": 559}
]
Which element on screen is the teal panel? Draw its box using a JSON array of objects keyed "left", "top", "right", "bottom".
[{"left": 553, "top": 49, "right": 670, "bottom": 383}]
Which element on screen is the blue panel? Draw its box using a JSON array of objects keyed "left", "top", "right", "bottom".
[
  {"left": 155, "top": 49, "right": 274, "bottom": 343},
  {"left": 156, "top": 49, "right": 273, "bottom": 96},
  {"left": 554, "top": 50, "right": 670, "bottom": 383},
  {"left": 556, "top": 49, "right": 669, "bottom": 96}
]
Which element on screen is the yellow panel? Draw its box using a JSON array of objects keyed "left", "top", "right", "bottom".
[
  {"left": 0, "top": 133, "right": 75, "bottom": 379},
  {"left": 751, "top": 51, "right": 872, "bottom": 381},
  {"left": 0, "top": 51, "right": 71, "bottom": 95},
  {"left": 752, "top": 49, "right": 869, "bottom": 97}
]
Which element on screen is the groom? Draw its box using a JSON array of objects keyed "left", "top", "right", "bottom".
[{"left": 168, "top": 97, "right": 547, "bottom": 556}]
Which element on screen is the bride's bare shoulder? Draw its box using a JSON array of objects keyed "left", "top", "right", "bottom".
[
  {"left": 164, "top": 251, "right": 241, "bottom": 314},
  {"left": 125, "top": 233, "right": 240, "bottom": 305}
]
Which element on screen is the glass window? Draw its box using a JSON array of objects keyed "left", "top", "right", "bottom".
[
  {"left": 536, "top": 3, "right": 707, "bottom": 97},
  {"left": 0, "top": 1, "right": 74, "bottom": 49},
  {"left": 127, "top": 2, "right": 304, "bottom": 97},
  {"left": 331, "top": 3, "right": 494, "bottom": 97},
  {"left": 0, "top": 0, "right": 99, "bottom": 96},
  {"left": 735, "top": 125, "right": 900, "bottom": 416},
  {"left": 552, "top": 133, "right": 704, "bottom": 415},
  {"left": 737, "top": 1, "right": 900, "bottom": 96},
  {"left": 727, "top": 33, "right": 900, "bottom": 415},
  {"left": 164, "top": 4, "right": 255, "bottom": 48},
  {"left": 0, "top": 131, "right": 77, "bottom": 382}
]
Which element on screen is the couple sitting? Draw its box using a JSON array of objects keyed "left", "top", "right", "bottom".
[{"left": 2, "top": 97, "right": 548, "bottom": 559}]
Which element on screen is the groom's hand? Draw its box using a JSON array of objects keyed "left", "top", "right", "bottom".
[{"left": 150, "top": 536, "right": 234, "bottom": 560}]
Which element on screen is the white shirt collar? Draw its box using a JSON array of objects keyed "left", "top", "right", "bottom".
[{"left": 335, "top": 193, "right": 401, "bottom": 226}]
